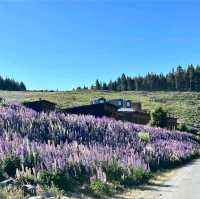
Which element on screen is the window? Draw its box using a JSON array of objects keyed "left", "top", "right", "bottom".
[
  {"left": 127, "top": 102, "right": 131, "bottom": 107},
  {"left": 99, "top": 99, "right": 105, "bottom": 103},
  {"left": 118, "top": 101, "right": 122, "bottom": 106}
]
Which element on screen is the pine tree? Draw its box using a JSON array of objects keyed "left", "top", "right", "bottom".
[{"left": 95, "top": 80, "right": 101, "bottom": 90}]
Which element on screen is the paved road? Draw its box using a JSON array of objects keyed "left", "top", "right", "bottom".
[{"left": 158, "top": 159, "right": 200, "bottom": 199}]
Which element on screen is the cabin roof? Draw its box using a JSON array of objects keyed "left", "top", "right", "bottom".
[
  {"left": 62, "top": 102, "right": 118, "bottom": 118},
  {"left": 23, "top": 99, "right": 56, "bottom": 106},
  {"left": 64, "top": 102, "right": 117, "bottom": 111},
  {"left": 92, "top": 97, "right": 106, "bottom": 100},
  {"left": 109, "top": 98, "right": 123, "bottom": 101}
]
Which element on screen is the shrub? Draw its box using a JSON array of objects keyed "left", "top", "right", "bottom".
[
  {"left": 69, "top": 164, "right": 91, "bottom": 185},
  {"left": 121, "top": 168, "right": 151, "bottom": 187},
  {"left": 2, "top": 158, "right": 20, "bottom": 177},
  {"left": 44, "top": 183, "right": 64, "bottom": 198},
  {"left": 138, "top": 132, "right": 150, "bottom": 142},
  {"left": 150, "top": 107, "right": 167, "bottom": 128},
  {"left": 0, "top": 164, "right": 5, "bottom": 181},
  {"left": 195, "top": 132, "right": 200, "bottom": 143},
  {"left": 177, "top": 123, "right": 188, "bottom": 132},
  {"left": 0, "top": 187, "right": 23, "bottom": 199},
  {"left": 38, "top": 170, "right": 77, "bottom": 192},
  {"left": 90, "top": 180, "right": 113, "bottom": 196},
  {"left": 102, "top": 161, "right": 124, "bottom": 183}
]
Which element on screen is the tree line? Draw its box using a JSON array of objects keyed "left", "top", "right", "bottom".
[
  {"left": 0, "top": 76, "right": 26, "bottom": 91},
  {"left": 77, "top": 65, "right": 200, "bottom": 92}
]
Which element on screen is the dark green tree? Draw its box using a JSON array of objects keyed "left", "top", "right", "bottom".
[
  {"left": 121, "top": 74, "right": 127, "bottom": 91},
  {"left": 95, "top": 80, "right": 102, "bottom": 90},
  {"left": 150, "top": 107, "right": 168, "bottom": 128}
]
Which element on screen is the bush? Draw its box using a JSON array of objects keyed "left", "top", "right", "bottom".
[
  {"left": 0, "top": 187, "right": 23, "bottom": 199},
  {"left": 44, "top": 183, "right": 64, "bottom": 198},
  {"left": 1, "top": 158, "right": 20, "bottom": 177},
  {"left": 121, "top": 168, "right": 151, "bottom": 187},
  {"left": 0, "top": 164, "right": 5, "bottom": 181},
  {"left": 69, "top": 164, "right": 91, "bottom": 185},
  {"left": 177, "top": 123, "right": 188, "bottom": 132},
  {"left": 39, "top": 170, "right": 77, "bottom": 192},
  {"left": 102, "top": 161, "right": 124, "bottom": 183},
  {"left": 138, "top": 132, "right": 150, "bottom": 142},
  {"left": 90, "top": 180, "right": 113, "bottom": 196},
  {"left": 150, "top": 107, "right": 167, "bottom": 128},
  {"left": 195, "top": 132, "right": 200, "bottom": 142}
]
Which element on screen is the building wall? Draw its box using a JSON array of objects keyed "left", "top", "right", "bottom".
[
  {"left": 132, "top": 102, "right": 142, "bottom": 111},
  {"left": 108, "top": 99, "right": 124, "bottom": 108},
  {"left": 117, "top": 111, "right": 150, "bottom": 124},
  {"left": 23, "top": 101, "right": 56, "bottom": 112}
]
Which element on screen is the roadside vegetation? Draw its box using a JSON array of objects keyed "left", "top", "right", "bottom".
[{"left": 0, "top": 102, "right": 199, "bottom": 198}]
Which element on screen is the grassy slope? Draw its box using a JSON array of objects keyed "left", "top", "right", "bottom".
[{"left": 0, "top": 90, "right": 200, "bottom": 129}]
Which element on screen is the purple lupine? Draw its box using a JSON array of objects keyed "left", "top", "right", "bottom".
[{"left": 0, "top": 102, "right": 198, "bottom": 181}]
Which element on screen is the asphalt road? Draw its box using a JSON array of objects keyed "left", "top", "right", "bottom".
[{"left": 158, "top": 159, "right": 200, "bottom": 199}]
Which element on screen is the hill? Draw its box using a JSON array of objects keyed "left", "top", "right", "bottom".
[
  {"left": 0, "top": 102, "right": 199, "bottom": 198},
  {"left": 0, "top": 90, "right": 200, "bottom": 130}
]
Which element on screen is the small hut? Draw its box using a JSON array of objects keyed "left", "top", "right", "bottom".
[
  {"left": 91, "top": 97, "right": 106, "bottom": 105},
  {"left": 117, "top": 108, "right": 150, "bottom": 125},
  {"left": 23, "top": 99, "right": 56, "bottom": 112},
  {"left": 63, "top": 103, "right": 118, "bottom": 118}
]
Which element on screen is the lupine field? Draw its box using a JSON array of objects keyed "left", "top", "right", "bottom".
[{"left": 0, "top": 102, "right": 199, "bottom": 196}]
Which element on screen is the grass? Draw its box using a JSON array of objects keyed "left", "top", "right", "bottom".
[{"left": 1, "top": 90, "right": 200, "bottom": 129}]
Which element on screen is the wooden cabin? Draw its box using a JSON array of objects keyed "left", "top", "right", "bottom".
[
  {"left": 108, "top": 99, "right": 133, "bottom": 109},
  {"left": 89, "top": 97, "right": 149, "bottom": 125},
  {"left": 91, "top": 97, "right": 106, "bottom": 105},
  {"left": 117, "top": 108, "right": 150, "bottom": 124},
  {"left": 23, "top": 100, "right": 56, "bottom": 112},
  {"left": 132, "top": 102, "right": 142, "bottom": 111},
  {"left": 108, "top": 99, "right": 124, "bottom": 108},
  {"left": 63, "top": 103, "right": 118, "bottom": 118}
]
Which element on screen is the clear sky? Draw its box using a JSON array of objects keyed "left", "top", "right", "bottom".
[{"left": 0, "top": 1, "right": 200, "bottom": 90}]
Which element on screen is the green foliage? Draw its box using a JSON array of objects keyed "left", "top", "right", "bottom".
[
  {"left": 17, "top": 175, "right": 36, "bottom": 186},
  {"left": 102, "top": 161, "right": 124, "bottom": 183},
  {"left": 0, "top": 164, "right": 5, "bottom": 181},
  {"left": 138, "top": 132, "right": 150, "bottom": 142},
  {"left": 121, "top": 168, "right": 152, "bottom": 187},
  {"left": 90, "top": 180, "right": 113, "bottom": 196},
  {"left": 1, "top": 158, "right": 20, "bottom": 177},
  {"left": 44, "top": 183, "right": 64, "bottom": 198},
  {"left": 195, "top": 132, "right": 200, "bottom": 142},
  {"left": 70, "top": 164, "right": 91, "bottom": 185},
  {"left": 150, "top": 107, "right": 167, "bottom": 128},
  {"left": 177, "top": 123, "right": 198, "bottom": 134},
  {"left": 95, "top": 80, "right": 102, "bottom": 90},
  {"left": 0, "top": 187, "right": 23, "bottom": 199},
  {"left": 177, "top": 123, "right": 188, "bottom": 132},
  {"left": 39, "top": 170, "right": 77, "bottom": 192},
  {"left": 0, "top": 76, "right": 26, "bottom": 91},
  {"left": 89, "top": 65, "right": 200, "bottom": 92}
]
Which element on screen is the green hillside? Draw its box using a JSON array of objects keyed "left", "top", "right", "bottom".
[{"left": 0, "top": 90, "right": 200, "bottom": 130}]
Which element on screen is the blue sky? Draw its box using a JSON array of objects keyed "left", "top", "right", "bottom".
[{"left": 0, "top": 1, "right": 200, "bottom": 90}]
